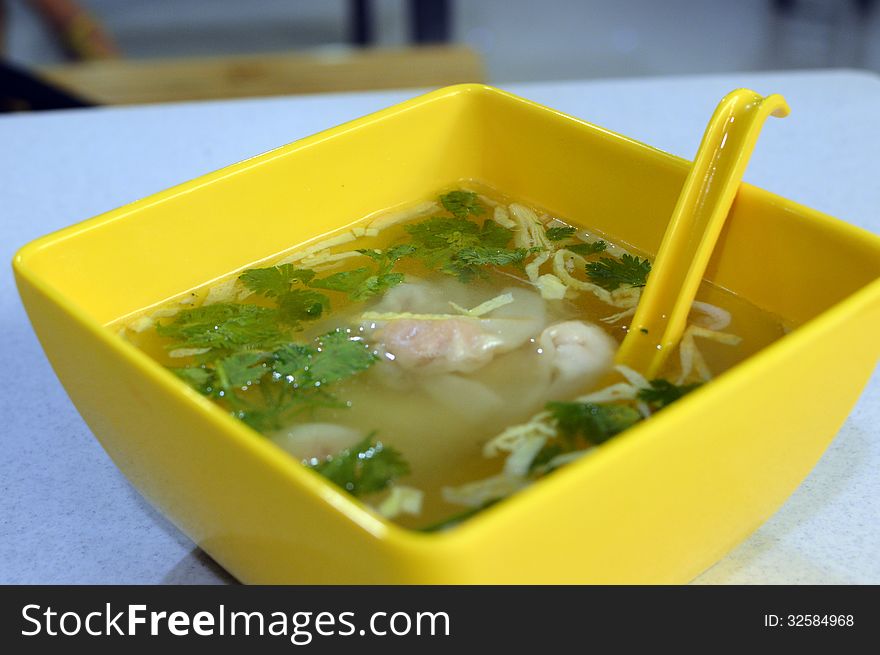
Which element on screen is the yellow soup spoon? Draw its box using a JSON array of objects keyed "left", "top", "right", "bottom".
[{"left": 616, "top": 88, "right": 790, "bottom": 378}]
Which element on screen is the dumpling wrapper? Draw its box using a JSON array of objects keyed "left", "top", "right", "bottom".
[
  {"left": 538, "top": 320, "right": 617, "bottom": 397},
  {"left": 362, "top": 284, "right": 547, "bottom": 376},
  {"left": 270, "top": 423, "right": 364, "bottom": 462}
]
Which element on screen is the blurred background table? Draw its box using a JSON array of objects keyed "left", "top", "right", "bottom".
[{"left": 1, "top": 69, "right": 878, "bottom": 584}]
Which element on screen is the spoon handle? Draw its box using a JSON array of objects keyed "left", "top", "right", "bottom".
[{"left": 616, "top": 88, "right": 789, "bottom": 378}]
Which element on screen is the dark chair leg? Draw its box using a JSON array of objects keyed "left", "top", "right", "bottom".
[
  {"left": 409, "top": 0, "right": 451, "bottom": 44},
  {"left": 0, "top": 60, "right": 94, "bottom": 112},
  {"left": 349, "top": 0, "right": 373, "bottom": 46}
]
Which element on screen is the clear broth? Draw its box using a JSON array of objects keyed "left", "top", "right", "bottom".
[{"left": 119, "top": 183, "right": 788, "bottom": 529}]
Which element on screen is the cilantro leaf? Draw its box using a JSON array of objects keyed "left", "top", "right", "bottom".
[
  {"left": 239, "top": 245, "right": 414, "bottom": 309},
  {"left": 637, "top": 379, "right": 700, "bottom": 411},
  {"left": 214, "top": 351, "right": 269, "bottom": 390},
  {"left": 405, "top": 216, "right": 481, "bottom": 253},
  {"left": 477, "top": 218, "right": 516, "bottom": 248},
  {"left": 449, "top": 246, "right": 529, "bottom": 282},
  {"left": 439, "top": 190, "right": 485, "bottom": 219},
  {"left": 310, "top": 435, "right": 410, "bottom": 497},
  {"left": 239, "top": 264, "right": 315, "bottom": 297},
  {"left": 233, "top": 381, "right": 346, "bottom": 432},
  {"left": 542, "top": 222, "right": 607, "bottom": 255},
  {"left": 171, "top": 366, "right": 215, "bottom": 394},
  {"left": 277, "top": 289, "right": 330, "bottom": 325},
  {"left": 309, "top": 246, "right": 412, "bottom": 301},
  {"left": 359, "top": 272, "right": 405, "bottom": 299},
  {"left": 304, "top": 330, "right": 378, "bottom": 386},
  {"left": 269, "top": 343, "right": 315, "bottom": 379},
  {"left": 265, "top": 330, "right": 376, "bottom": 395},
  {"left": 383, "top": 243, "right": 418, "bottom": 262},
  {"left": 168, "top": 330, "right": 378, "bottom": 432},
  {"left": 567, "top": 240, "right": 607, "bottom": 256},
  {"left": 406, "top": 216, "right": 510, "bottom": 265},
  {"left": 545, "top": 226, "right": 577, "bottom": 241},
  {"left": 546, "top": 401, "right": 643, "bottom": 445},
  {"left": 405, "top": 215, "right": 525, "bottom": 282},
  {"left": 358, "top": 244, "right": 417, "bottom": 267},
  {"left": 310, "top": 267, "right": 373, "bottom": 294},
  {"left": 156, "top": 303, "right": 287, "bottom": 354},
  {"left": 455, "top": 246, "right": 529, "bottom": 268},
  {"left": 585, "top": 254, "right": 651, "bottom": 290},
  {"left": 310, "top": 268, "right": 404, "bottom": 302}
]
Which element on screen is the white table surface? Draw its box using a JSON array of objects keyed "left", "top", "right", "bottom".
[{"left": 2, "top": 70, "right": 878, "bottom": 584}]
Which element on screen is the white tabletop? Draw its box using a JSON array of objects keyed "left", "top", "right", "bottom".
[{"left": 2, "top": 70, "right": 878, "bottom": 584}]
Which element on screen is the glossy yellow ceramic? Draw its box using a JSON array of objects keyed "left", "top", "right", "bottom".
[
  {"left": 13, "top": 84, "right": 880, "bottom": 583},
  {"left": 617, "top": 88, "right": 790, "bottom": 376}
]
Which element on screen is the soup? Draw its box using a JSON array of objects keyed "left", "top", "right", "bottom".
[{"left": 119, "top": 184, "right": 787, "bottom": 530}]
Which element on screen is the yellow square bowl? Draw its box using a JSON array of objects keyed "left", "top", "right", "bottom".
[{"left": 13, "top": 85, "right": 880, "bottom": 583}]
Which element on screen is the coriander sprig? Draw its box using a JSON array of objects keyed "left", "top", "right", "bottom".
[
  {"left": 404, "top": 213, "right": 528, "bottom": 282},
  {"left": 439, "top": 190, "right": 485, "bottom": 218},
  {"left": 170, "top": 329, "right": 378, "bottom": 431},
  {"left": 309, "top": 435, "right": 410, "bottom": 497},
  {"left": 585, "top": 253, "right": 651, "bottom": 290}
]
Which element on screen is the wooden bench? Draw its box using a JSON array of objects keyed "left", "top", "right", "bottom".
[{"left": 38, "top": 45, "right": 484, "bottom": 105}]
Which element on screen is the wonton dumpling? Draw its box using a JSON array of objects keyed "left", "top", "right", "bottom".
[
  {"left": 270, "top": 423, "right": 363, "bottom": 462},
  {"left": 380, "top": 317, "right": 504, "bottom": 373},
  {"left": 420, "top": 373, "right": 505, "bottom": 423},
  {"left": 364, "top": 285, "right": 547, "bottom": 376},
  {"left": 539, "top": 320, "right": 617, "bottom": 396},
  {"left": 370, "top": 279, "right": 448, "bottom": 314}
]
